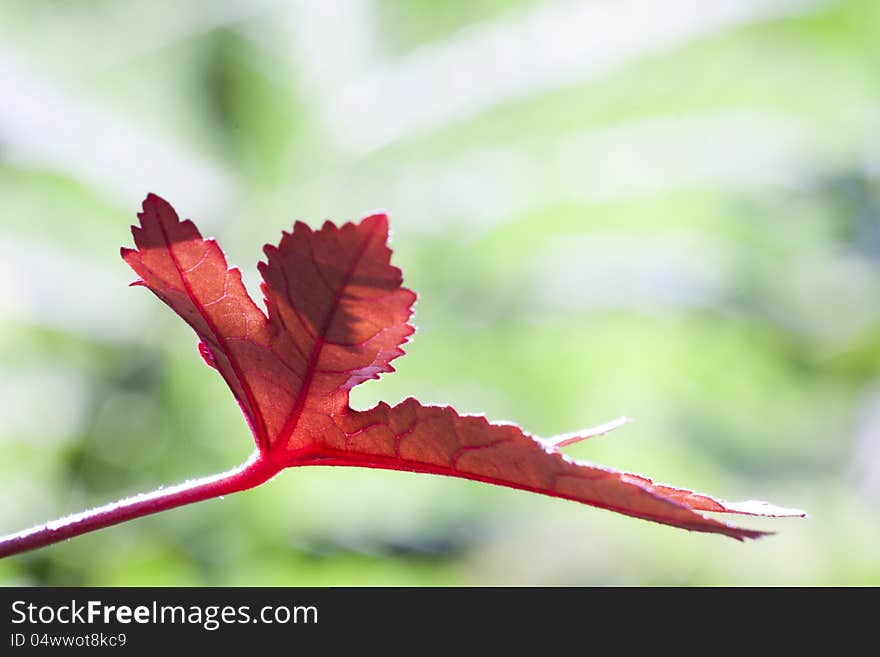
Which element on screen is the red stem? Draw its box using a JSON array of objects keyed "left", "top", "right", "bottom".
[{"left": 0, "top": 451, "right": 279, "bottom": 559}]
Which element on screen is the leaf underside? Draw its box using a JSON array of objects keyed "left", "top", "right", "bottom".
[{"left": 122, "top": 194, "right": 804, "bottom": 541}]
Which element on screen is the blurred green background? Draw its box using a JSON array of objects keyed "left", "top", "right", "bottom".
[{"left": 1, "top": 0, "right": 879, "bottom": 586}]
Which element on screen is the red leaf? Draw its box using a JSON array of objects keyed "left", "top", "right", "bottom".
[{"left": 123, "top": 194, "right": 804, "bottom": 540}]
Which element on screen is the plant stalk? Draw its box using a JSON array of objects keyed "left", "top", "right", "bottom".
[{"left": 0, "top": 451, "right": 278, "bottom": 559}]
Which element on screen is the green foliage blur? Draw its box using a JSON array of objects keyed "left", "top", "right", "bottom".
[{"left": 1, "top": 0, "right": 879, "bottom": 585}]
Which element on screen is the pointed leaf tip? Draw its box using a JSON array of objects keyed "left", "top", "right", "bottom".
[
  {"left": 545, "top": 416, "right": 634, "bottom": 449},
  {"left": 360, "top": 212, "right": 389, "bottom": 232},
  {"left": 715, "top": 500, "right": 807, "bottom": 518},
  {"left": 143, "top": 191, "right": 167, "bottom": 204}
]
